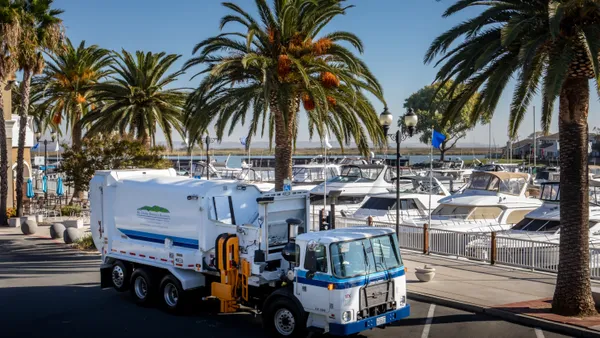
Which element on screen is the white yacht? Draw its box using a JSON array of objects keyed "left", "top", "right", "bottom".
[
  {"left": 232, "top": 164, "right": 343, "bottom": 192},
  {"left": 465, "top": 181, "right": 600, "bottom": 269},
  {"left": 291, "top": 163, "right": 341, "bottom": 190},
  {"left": 415, "top": 158, "right": 472, "bottom": 193},
  {"left": 532, "top": 167, "right": 560, "bottom": 186},
  {"left": 310, "top": 164, "right": 416, "bottom": 214},
  {"left": 401, "top": 171, "right": 542, "bottom": 233},
  {"left": 347, "top": 176, "right": 451, "bottom": 223}
]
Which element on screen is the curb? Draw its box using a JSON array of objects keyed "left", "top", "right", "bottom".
[{"left": 407, "top": 291, "right": 600, "bottom": 338}]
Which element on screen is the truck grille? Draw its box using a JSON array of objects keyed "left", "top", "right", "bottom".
[{"left": 358, "top": 280, "right": 395, "bottom": 319}]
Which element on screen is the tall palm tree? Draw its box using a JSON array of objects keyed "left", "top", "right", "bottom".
[
  {"left": 15, "top": 0, "right": 63, "bottom": 216},
  {"left": 31, "top": 39, "right": 112, "bottom": 150},
  {"left": 81, "top": 50, "right": 186, "bottom": 148},
  {"left": 0, "top": 0, "right": 21, "bottom": 225},
  {"left": 184, "top": 0, "right": 386, "bottom": 190},
  {"left": 426, "top": 0, "right": 600, "bottom": 316}
]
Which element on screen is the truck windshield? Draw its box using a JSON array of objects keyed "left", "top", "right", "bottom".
[{"left": 330, "top": 235, "right": 402, "bottom": 279}]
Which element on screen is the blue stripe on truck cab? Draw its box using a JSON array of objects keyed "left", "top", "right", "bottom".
[
  {"left": 296, "top": 266, "right": 405, "bottom": 289},
  {"left": 117, "top": 228, "right": 199, "bottom": 249}
]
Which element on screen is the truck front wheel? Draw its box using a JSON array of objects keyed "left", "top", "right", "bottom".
[
  {"left": 111, "top": 261, "right": 130, "bottom": 292},
  {"left": 159, "top": 274, "right": 186, "bottom": 313},
  {"left": 130, "top": 268, "right": 155, "bottom": 306},
  {"left": 264, "top": 298, "right": 306, "bottom": 338}
]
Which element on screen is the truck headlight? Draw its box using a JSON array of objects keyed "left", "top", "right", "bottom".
[
  {"left": 342, "top": 311, "right": 352, "bottom": 323},
  {"left": 398, "top": 296, "right": 406, "bottom": 307}
]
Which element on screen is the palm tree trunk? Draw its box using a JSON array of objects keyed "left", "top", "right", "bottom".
[
  {"left": 72, "top": 105, "right": 83, "bottom": 150},
  {"left": 71, "top": 106, "right": 84, "bottom": 200},
  {"left": 141, "top": 129, "right": 150, "bottom": 148},
  {"left": 552, "top": 77, "right": 597, "bottom": 316},
  {"left": 271, "top": 95, "right": 297, "bottom": 191},
  {"left": 16, "top": 70, "right": 32, "bottom": 217},
  {"left": 0, "top": 87, "right": 8, "bottom": 225}
]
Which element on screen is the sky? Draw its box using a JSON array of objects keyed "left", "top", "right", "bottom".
[{"left": 51, "top": 0, "right": 600, "bottom": 149}]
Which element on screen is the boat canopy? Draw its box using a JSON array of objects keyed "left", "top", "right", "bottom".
[{"left": 467, "top": 171, "right": 529, "bottom": 196}]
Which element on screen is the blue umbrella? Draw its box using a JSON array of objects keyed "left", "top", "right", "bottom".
[
  {"left": 56, "top": 177, "right": 64, "bottom": 196},
  {"left": 26, "top": 178, "right": 34, "bottom": 199},
  {"left": 42, "top": 175, "right": 47, "bottom": 193}
]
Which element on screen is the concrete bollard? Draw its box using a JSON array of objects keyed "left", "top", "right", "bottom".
[
  {"left": 21, "top": 220, "right": 38, "bottom": 235},
  {"left": 50, "top": 223, "right": 66, "bottom": 239},
  {"left": 64, "top": 228, "right": 83, "bottom": 244}
]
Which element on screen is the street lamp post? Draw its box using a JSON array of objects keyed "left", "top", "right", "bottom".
[
  {"left": 205, "top": 135, "right": 218, "bottom": 180},
  {"left": 35, "top": 129, "right": 57, "bottom": 207},
  {"left": 379, "top": 108, "right": 418, "bottom": 238}
]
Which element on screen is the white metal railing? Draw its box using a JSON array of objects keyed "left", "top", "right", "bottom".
[{"left": 326, "top": 215, "right": 600, "bottom": 280}]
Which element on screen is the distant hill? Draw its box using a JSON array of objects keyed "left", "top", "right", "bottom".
[{"left": 137, "top": 205, "right": 170, "bottom": 213}]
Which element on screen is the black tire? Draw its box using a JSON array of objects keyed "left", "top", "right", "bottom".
[
  {"left": 159, "top": 274, "right": 186, "bottom": 314},
  {"left": 111, "top": 261, "right": 130, "bottom": 292},
  {"left": 264, "top": 297, "right": 306, "bottom": 338},
  {"left": 129, "top": 268, "right": 155, "bottom": 306}
]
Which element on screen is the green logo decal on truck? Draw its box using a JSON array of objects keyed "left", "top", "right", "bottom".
[
  {"left": 137, "top": 205, "right": 170, "bottom": 213},
  {"left": 137, "top": 205, "right": 171, "bottom": 226}
]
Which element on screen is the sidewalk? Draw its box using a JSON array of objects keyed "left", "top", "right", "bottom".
[{"left": 403, "top": 251, "right": 600, "bottom": 337}]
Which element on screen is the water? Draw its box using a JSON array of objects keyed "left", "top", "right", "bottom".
[{"left": 166, "top": 154, "right": 487, "bottom": 169}]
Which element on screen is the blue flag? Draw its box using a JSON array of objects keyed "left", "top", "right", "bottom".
[
  {"left": 432, "top": 130, "right": 446, "bottom": 149},
  {"left": 32, "top": 143, "right": 39, "bottom": 150}
]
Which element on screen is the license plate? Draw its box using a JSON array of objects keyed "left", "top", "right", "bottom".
[{"left": 376, "top": 316, "right": 386, "bottom": 326}]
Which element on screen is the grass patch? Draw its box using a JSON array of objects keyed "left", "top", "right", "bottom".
[{"left": 72, "top": 234, "right": 96, "bottom": 251}]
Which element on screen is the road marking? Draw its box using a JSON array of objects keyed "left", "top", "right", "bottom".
[
  {"left": 421, "top": 304, "right": 436, "bottom": 338},
  {"left": 535, "top": 328, "right": 545, "bottom": 338}
]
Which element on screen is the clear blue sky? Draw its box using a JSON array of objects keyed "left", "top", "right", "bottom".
[{"left": 53, "top": 0, "right": 600, "bottom": 148}]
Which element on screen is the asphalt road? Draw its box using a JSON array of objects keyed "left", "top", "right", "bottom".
[{"left": 0, "top": 228, "right": 569, "bottom": 338}]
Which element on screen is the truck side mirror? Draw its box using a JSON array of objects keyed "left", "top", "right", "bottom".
[{"left": 304, "top": 250, "right": 318, "bottom": 274}]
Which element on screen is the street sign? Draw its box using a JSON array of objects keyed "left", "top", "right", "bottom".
[{"left": 34, "top": 156, "right": 44, "bottom": 166}]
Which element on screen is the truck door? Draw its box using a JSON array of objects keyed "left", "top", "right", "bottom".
[{"left": 296, "top": 242, "right": 331, "bottom": 315}]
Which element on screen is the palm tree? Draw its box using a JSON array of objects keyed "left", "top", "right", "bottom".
[
  {"left": 184, "top": 0, "right": 386, "bottom": 190},
  {"left": 31, "top": 39, "right": 112, "bottom": 150},
  {"left": 426, "top": 0, "right": 600, "bottom": 316},
  {"left": 15, "top": 0, "right": 63, "bottom": 217},
  {"left": 0, "top": 0, "right": 21, "bottom": 225},
  {"left": 81, "top": 50, "right": 186, "bottom": 148}
]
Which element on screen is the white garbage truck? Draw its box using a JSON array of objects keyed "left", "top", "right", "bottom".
[{"left": 90, "top": 169, "right": 410, "bottom": 337}]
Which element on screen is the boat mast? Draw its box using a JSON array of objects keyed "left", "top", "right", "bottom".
[{"left": 532, "top": 106, "right": 537, "bottom": 172}]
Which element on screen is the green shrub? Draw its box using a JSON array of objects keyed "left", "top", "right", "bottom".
[
  {"left": 73, "top": 234, "right": 96, "bottom": 251},
  {"left": 61, "top": 205, "right": 82, "bottom": 216}
]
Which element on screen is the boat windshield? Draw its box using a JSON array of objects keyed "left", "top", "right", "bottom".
[
  {"left": 330, "top": 234, "right": 402, "bottom": 279},
  {"left": 512, "top": 217, "right": 561, "bottom": 232},
  {"left": 358, "top": 197, "right": 420, "bottom": 212},
  {"left": 328, "top": 166, "right": 383, "bottom": 183},
  {"left": 536, "top": 171, "right": 550, "bottom": 180},
  {"left": 238, "top": 168, "right": 275, "bottom": 182},
  {"left": 540, "top": 183, "right": 560, "bottom": 201},
  {"left": 292, "top": 167, "right": 337, "bottom": 182}
]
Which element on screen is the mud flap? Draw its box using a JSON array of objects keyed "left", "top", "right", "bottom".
[{"left": 100, "top": 264, "right": 112, "bottom": 289}]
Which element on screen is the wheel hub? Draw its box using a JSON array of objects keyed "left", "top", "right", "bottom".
[
  {"left": 134, "top": 276, "right": 148, "bottom": 299},
  {"left": 163, "top": 283, "right": 179, "bottom": 307},
  {"left": 112, "top": 266, "right": 124, "bottom": 288},
  {"left": 274, "top": 308, "right": 295, "bottom": 336}
]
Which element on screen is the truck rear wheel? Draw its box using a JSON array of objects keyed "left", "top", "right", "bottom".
[
  {"left": 130, "top": 268, "right": 155, "bottom": 306},
  {"left": 111, "top": 261, "right": 130, "bottom": 292},
  {"left": 159, "top": 274, "right": 186, "bottom": 313},
  {"left": 264, "top": 298, "right": 306, "bottom": 338}
]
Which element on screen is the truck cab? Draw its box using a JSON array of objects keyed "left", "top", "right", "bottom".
[{"left": 269, "top": 227, "right": 409, "bottom": 336}]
